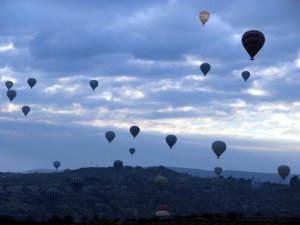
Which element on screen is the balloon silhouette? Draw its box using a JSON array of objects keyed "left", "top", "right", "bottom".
[
  {"left": 212, "top": 141, "right": 226, "bottom": 159},
  {"left": 129, "top": 148, "right": 135, "bottom": 155},
  {"left": 130, "top": 126, "right": 140, "bottom": 139},
  {"left": 22, "top": 106, "right": 30, "bottom": 116},
  {"left": 200, "top": 63, "right": 211, "bottom": 76},
  {"left": 105, "top": 131, "right": 115, "bottom": 144},
  {"left": 53, "top": 161, "right": 61, "bottom": 170},
  {"left": 27, "top": 78, "right": 37, "bottom": 89},
  {"left": 199, "top": 11, "right": 210, "bottom": 26},
  {"left": 242, "top": 71, "right": 250, "bottom": 82},
  {"left": 166, "top": 135, "right": 177, "bottom": 149},
  {"left": 89, "top": 80, "right": 99, "bottom": 91},
  {"left": 71, "top": 177, "right": 85, "bottom": 193},
  {"left": 7, "top": 90, "right": 17, "bottom": 102},
  {"left": 278, "top": 165, "right": 290, "bottom": 181},
  {"left": 47, "top": 187, "right": 60, "bottom": 202},
  {"left": 214, "top": 167, "right": 223, "bottom": 177},
  {"left": 242, "top": 30, "right": 265, "bottom": 60},
  {"left": 5, "top": 81, "right": 13, "bottom": 90}
]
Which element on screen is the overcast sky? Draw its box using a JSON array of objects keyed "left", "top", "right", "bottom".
[{"left": 0, "top": 0, "right": 299, "bottom": 174}]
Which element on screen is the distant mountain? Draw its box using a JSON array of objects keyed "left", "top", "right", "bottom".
[
  {"left": 21, "top": 169, "right": 62, "bottom": 174},
  {"left": 0, "top": 166, "right": 299, "bottom": 222},
  {"left": 168, "top": 167, "right": 293, "bottom": 183}
]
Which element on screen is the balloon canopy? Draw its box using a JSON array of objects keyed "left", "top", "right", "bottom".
[
  {"left": 130, "top": 125, "right": 140, "bottom": 138},
  {"left": 89, "top": 80, "right": 99, "bottom": 91},
  {"left": 200, "top": 63, "right": 211, "bottom": 76},
  {"left": 242, "top": 71, "right": 250, "bottom": 82},
  {"left": 166, "top": 135, "right": 177, "bottom": 149},
  {"left": 27, "top": 78, "right": 37, "bottom": 89},
  {"left": 199, "top": 11, "right": 210, "bottom": 26},
  {"left": 105, "top": 131, "right": 116, "bottom": 143},
  {"left": 242, "top": 30, "right": 265, "bottom": 60}
]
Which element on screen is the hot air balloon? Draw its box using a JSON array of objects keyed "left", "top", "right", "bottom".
[
  {"left": 5, "top": 81, "right": 13, "bottom": 90},
  {"left": 155, "top": 205, "right": 171, "bottom": 218},
  {"left": 27, "top": 78, "right": 37, "bottom": 89},
  {"left": 114, "top": 160, "right": 123, "bottom": 171},
  {"left": 129, "top": 148, "right": 135, "bottom": 155},
  {"left": 199, "top": 11, "right": 210, "bottom": 26},
  {"left": 7, "top": 90, "right": 17, "bottom": 102},
  {"left": 155, "top": 175, "right": 168, "bottom": 191},
  {"left": 89, "top": 80, "right": 99, "bottom": 91},
  {"left": 251, "top": 178, "right": 263, "bottom": 192},
  {"left": 242, "top": 71, "right": 250, "bottom": 82},
  {"left": 71, "top": 177, "right": 84, "bottom": 193},
  {"left": 278, "top": 165, "right": 290, "bottom": 181},
  {"left": 214, "top": 167, "right": 223, "bottom": 177},
  {"left": 47, "top": 187, "right": 60, "bottom": 202},
  {"left": 130, "top": 125, "right": 140, "bottom": 139},
  {"left": 166, "top": 135, "right": 177, "bottom": 149},
  {"left": 242, "top": 30, "right": 265, "bottom": 60},
  {"left": 22, "top": 106, "right": 30, "bottom": 117},
  {"left": 105, "top": 131, "right": 115, "bottom": 144},
  {"left": 212, "top": 141, "right": 226, "bottom": 159},
  {"left": 53, "top": 161, "right": 61, "bottom": 170},
  {"left": 200, "top": 63, "right": 211, "bottom": 76}
]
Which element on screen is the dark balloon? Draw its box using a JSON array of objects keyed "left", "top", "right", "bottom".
[
  {"left": 47, "top": 187, "right": 60, "bottom": 202},
  {"left": 166, "top": 135, "right": 177, "bottom": 149},
  {"left": 105, "top": 131, "right": 115, "bottom": 143},
  {"left": 130, "top": 125, "right": 140, "bottom": 138},
  {"left": 129, "top": 148, "right": 135, "bottom": 155},
  {"left": 5, "top": 81, "right": 13, "bottom": 90},
  {"left": 7, "top": 90, "right": 17, "bottom": 102},
  {"left": 27, "top": 78, "right": 37, "bottom": 89},
  {"left": 214, "top": 167, "right": 223, "bottom": 177},
  {"left": 155, "top": 175, "right": 168, "bottom": 190},
  {"left": 89, "top": 80, "right": 99, "bottom": 91},
  {"left": 113, "top": 160, "right": 123, "bottom": 171},
  {"left": 242, "top": 30, "right": 265, "bottom": 60},
  {"left": 22, "top": 106, "right": 30, "bottom": 117},
  {"left": 53, "top": 161, "right": 61, "bottom": 170},
  {"left": 200, "top": 63, "right": 211, "bottom": 76},
  {"left": 71, "top": 177, "right": 85, "bottom": 193},
  {"left": 242, "top": 71, "right": 250, "bottom": 81},
  {"left": 212, "top": 141, "right": 226, "bottom": 159}
]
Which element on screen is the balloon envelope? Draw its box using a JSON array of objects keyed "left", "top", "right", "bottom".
[
  {"left": 7, "top": 90, "right": 17, "bottom": 102},
  {"left": 105, "top": 131, "right": 115, "bottom": 143},
  {"left": 212, "top": 141, "right": 226, "bottom": 159},
  {"left": 27, "top": 78, "right": 37, "bottom": 89},
  {"left": 214, "top": 167, "right": 223, "bottom": 176},
  {"left": 130, "top": 125, "right": 140, "bottom": 138},
  {"left": 278, "top": 165, "right": 290, "bottom": 181},
  {"left": 47, "top": 187, "right": 60, "bottom": 202},
  {"left": 242, "top": 71, "right": 250, "bottom": 81},
  {"left": 5, "top": 81, "right": 13, "bottom": 90},
  {"left": 166, "top": 135, "right": 177, "bottom": 149},
  {"left": 89, "top": 80, "right": 99, "bottom": 91},
  {"left": 129, "top": 148, "right": 135, "bottom": 155},
  {"left": 200, "top": 63, "right": 211, "bottom": 76},
  {"left": 22, "top": 106, "right": 30, "bottom": 116},
  {"left": 114, "top": 160, "right": 123, "bottom": 170},
  {"left": 242, "top": 30, "right": 265, "bottom": 60},
  {"left": 71, "top": 177, "right": 84, "bottom": 192},
  {"left": 53, "top": 161, "right": 61, "bottom": 170},
  {"left": 155, "top": 175, "right": 168, "bottom": 190},
  {"left": 199, "top": 11, "right": 210, "bottom": 26}
]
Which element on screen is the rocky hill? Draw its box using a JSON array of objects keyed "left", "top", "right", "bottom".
[{"left": 0, "top": 166, "right": 299, "bottom": 222}]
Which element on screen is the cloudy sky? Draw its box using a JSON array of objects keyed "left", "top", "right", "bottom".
[{"left": 0, "top": 0, "right": 299, "bottom": 174}]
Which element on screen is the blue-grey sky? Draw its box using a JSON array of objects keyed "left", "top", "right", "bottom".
[{"left": 0, "top": 0, "right": 300, "bottom": 173}]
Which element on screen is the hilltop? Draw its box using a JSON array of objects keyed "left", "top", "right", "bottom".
[{"left": 0, "top": 166, "right": 299, "bottom": 222}]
